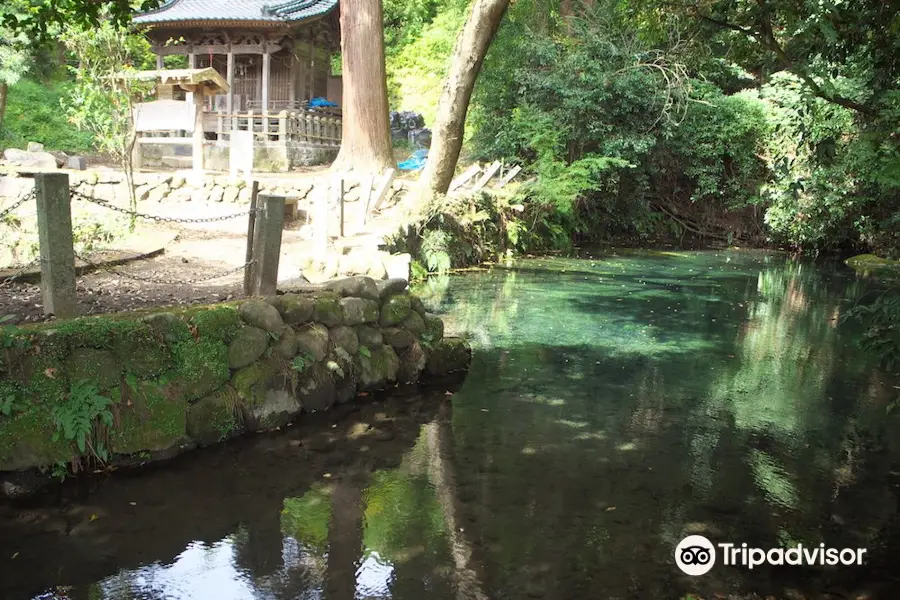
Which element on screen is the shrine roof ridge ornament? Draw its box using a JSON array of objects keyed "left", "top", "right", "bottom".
[{"left": 133, "top": 0, "right": 339, "bottom": 26}]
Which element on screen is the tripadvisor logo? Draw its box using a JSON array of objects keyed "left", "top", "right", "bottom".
[{"left": 674, "top": 535, "right": 867, "bottom": 576}]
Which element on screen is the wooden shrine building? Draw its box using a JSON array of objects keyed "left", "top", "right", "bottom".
[{"left": 133, "top": 0, "right": 343, "bottom": 171}]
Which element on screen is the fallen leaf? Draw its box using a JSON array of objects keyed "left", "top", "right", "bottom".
[
  {"left": 129, "top": 502, "right": 137, "bottom": 506},
  {"left": 444, "top": 391, "right": 453, "bottom": 396},
  {"left": 89, "top": 514, "right": 99, "bottom": 522},
  {"left": 44, "top": 367, "right": 56, "bottom": 379},
  {"left": 10, "top": 552, "right": 18, "bottom": 559},
  {"left": 605, "top": 506, "right": 616, "bottom": 511}
]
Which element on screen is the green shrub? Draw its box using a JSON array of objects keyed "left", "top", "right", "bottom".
[{"left": 0, "top": 78, "right": 94, "bottom": 152}]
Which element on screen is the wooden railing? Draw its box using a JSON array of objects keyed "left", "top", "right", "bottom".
[{"left": 215, "top": 110, "right": 342, "bottom": 146}]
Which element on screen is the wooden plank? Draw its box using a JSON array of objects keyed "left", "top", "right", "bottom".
[
  {"left": 495, "top": 164, "right": 522, "bottom": 189},
  {"left": 371, "top": 168, "right": 396, "bottom": 211},
  {"left": 472, "top": 161, "right": 501, "bottom": 191},
  {"left": 449, "top": 163, "right": 481, "bottom": 192}
]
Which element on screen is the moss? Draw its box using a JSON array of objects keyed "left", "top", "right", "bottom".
[
  {"left": 110, "top": 378, "right": 187, "bottom": 455},
  {"left": 0, "top": 406, "right": 72, "bottom": 470},
  {"left": 845, "top": 254, "right": 900, "bottom": 276},
  {"left": 186, "top": 386, "right": 242, "bottom": 446},
  {"left": 313, "top": 292, "right": 343, "bottom": 327},
  {"left": 190, "top": 306, "right": 243, "bottom": 343},
  {"left": 65, "top": 348, "right": 121, "bottom": 393},
  {"left": 171, "top": 339, "right": 230, "bottom": 402},
  {"left": 231, "top": 360, "right": 276, "bottom": 407},
  {"left": 380, "top": 294, "right": 412, "bottom": 327},
  {"left": 112, "top": 324, "right": 172, "bottom": 378}
]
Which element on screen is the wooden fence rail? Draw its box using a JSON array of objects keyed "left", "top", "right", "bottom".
[{"left": 215, "top": 110, "right": 342, "bottom": 146}]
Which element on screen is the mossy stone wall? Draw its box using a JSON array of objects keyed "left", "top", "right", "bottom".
[{"left": 0, "top": 277, "right": 469, "bottom": 480}]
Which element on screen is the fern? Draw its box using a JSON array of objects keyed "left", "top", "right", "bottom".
[
  {"left": 421, "top": 229, "right": 452, "bottom": 274},
  {"left": 51, "top": 380, "right": 114, "bottom": 459}
]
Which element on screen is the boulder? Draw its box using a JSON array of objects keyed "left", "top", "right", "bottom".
[
  {"left": 383, "top": 253, "right": 412, "bottom": 280},
  {"left": 380, "top": 294, "right": 411, "bottom": 327},
  {"left": 147, "top": 183, "right": 170, "bottom": 204},
  {"left": 329, "top": 325, "right": 360, "bottom": 355},
  {"left": 270, "top": 294, "right": 315, "bottom": 325},
  {"left": 222, "top": 186, "right": 239, "bottom": 204},
  {"left": 110, "top": 379, "right": 187, "bottom": 455},
  {"left": 187, "top": 386, "right": 244, "bottom": 446},
  {"left": 227, "top": 326, "right": 269, "bottom": 369},
  {"left": 26, "top": 142, "right": 44, "bottom": 152},
  {"left": 239, "top": 299, "right": 284, "bottom": 332},
  {"left": 410, "top": 295, "right": 427, "bottom": 317},
  {"left": 66, "top": 156, "right": 87, "bottom": 171},
  {"left": 402, "top": 311, "right": 426, "bottom": 337},
  {"left": 65, "top": 348, "right": 120, "bottom": 392},
  {"left": 243, "top": 386, "right": 302, "bottom": 431},
  {"left": 313, "top": 292, "right": 343, "bottom": 327},
  {"left": 297, "top": 362, "right": 336, "bottom": 412},
  {"left": 422, "top": 312, "right": 445, "bottom": 343},
  {"left": 381, "top": 327, "right": 414, "bottom": 350},
  {"left": 142, "top": 312, "right": 190, "bottom": 344},
  {"left": 339, "top": 297, "right": 380, "bottom": 325},
  {"left": 209, "top": 185, "right": 225, "bottom": 203},
  {"left": 356, "top": 344, "right": 400, "bottom": 392},
  {"left": 398, "top": 340, "right": 428, "bottom": 383},
  {"left": 354, "top": 325, "right": 383, "bottom": 348},
  {"left": 325, "top": 276, "right": 379, "bottom": 300},
  {"left": 426, "top": 337, "right": 472, "bottom": 376},
  {"left": 295, "top": 323, "right": 330, "bottom": 361},
  {"left": 376, "top": 278, "right": 408, "bottom": 300},
  {"left": 3, "top": 148, "right": 57, "bottom": 170},
  {"left": 325, "top": 351, "right": 356, "bottom": 403},
  {"left": 273, "top": 326, "right": 298, "bottom": 359}
]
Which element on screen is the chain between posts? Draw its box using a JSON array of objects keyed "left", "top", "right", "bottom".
[
  {"left": 70, "top": 189, "right": 259, "bottom": 224},
  {"left": 0, "top": 191, "right": 35, "bottom": 222},
  {"left": 0, "top": 257, "right": 41, "bottom": 289},
  {"left": 72, "top": 251, "right": 254, "bottom": 285}
]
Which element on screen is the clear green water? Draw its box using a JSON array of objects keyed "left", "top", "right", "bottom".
[{"left": 2, "top": 249, "right": 900, "bottom": 600}]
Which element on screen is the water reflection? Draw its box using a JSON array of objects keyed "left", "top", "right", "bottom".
[{"left": 3, "top": 250, "right": 900, "bottom": 600}]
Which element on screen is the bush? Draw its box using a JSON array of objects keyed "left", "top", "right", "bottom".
[{"left": 0, "top": 78, "right": 94, "bottom": 153}]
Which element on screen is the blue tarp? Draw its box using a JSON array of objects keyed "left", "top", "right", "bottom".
[
  {"left": 398, "top": 149, "right": 428, "bottom": 171},
  {"left": 309, "top": 97, "right": 338, "bottom": 107}
]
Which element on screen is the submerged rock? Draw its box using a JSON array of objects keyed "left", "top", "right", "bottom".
[
  {"left": 356, "top": 344, "right": 400, "bottom": 391},
  {"left": 426, "top": 337, "right": 471, "bottom": 376}
]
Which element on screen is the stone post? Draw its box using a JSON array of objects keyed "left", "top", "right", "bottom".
[
  {"left": 34, "top": 173, "right": 77, "bottom": 317},
  {"left": 250, "top": 193, "right": 285, "bottom": 296}
]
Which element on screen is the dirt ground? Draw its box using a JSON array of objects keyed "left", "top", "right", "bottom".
[{"left": 0, "top": 203, "right": 319, "bottom": 325}]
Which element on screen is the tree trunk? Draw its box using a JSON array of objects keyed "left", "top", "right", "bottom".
[
  {"left": 418, "top": 0, "right": 510, "bottom": 200},
  {"left": 0, "top": 83, "right": 8, "bottom": 128},
  {"left": 325, "top": 476, "right": 364, "bottom": 600},
  {"left": 332, "top": 0, "right": 395, "bottom": 172}
]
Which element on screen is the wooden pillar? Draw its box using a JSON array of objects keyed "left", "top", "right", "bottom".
[
  {"left": 193, "top": 83, "right": 205, "bottom": 179},
  {"left": 34, "top": 173, "right": 77, "bottom": 318},
  {"left": 186, "top": 52, "right": 197, "bottom": 108},
  {"left": 307, "top": 40, "right": 315, "bottom": 99},
  {"left": 289, "top": 52, "right": 296, "bottom": 107},
  {"left": 262, "top": 50, "right": 270, "bottom": 114},
  {"left": 226, "top": 47, "right": 235, "bottom": 115},
  {"left": 156, "top": 54, "right": 163, "bottom": 70}
]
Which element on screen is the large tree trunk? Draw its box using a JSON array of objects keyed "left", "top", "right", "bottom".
[
  {"left": 0, "top": 83, "right": 8, "bottom": 128},
  {"left": 418, "top": 0, "right": 510, "bottom": 200},
  {"left": 332, "top": 0, "right": 395, "bottom": 172},
  {"left": 325, "top": 476, "right": 364, "bottom": 600}
]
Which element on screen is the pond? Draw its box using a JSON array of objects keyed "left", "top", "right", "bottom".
[{"left": 2, "top": 249, "right": 899, "bottom": 600}]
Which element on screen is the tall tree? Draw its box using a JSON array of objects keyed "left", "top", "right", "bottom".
[
  {"left": 332, "top": 0, "right": 396, "bottom": 172},
  {"left": 418, "top": 0, "right": 511, "bottom": 199}
]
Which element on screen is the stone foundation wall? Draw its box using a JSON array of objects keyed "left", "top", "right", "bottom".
[
  {"left": 137, "top": 141, "right": 340, "bottom": 172},
  {"left": 0, "top": 170, "right": 409, "bottom": 209},
  {"left": 0, "top": 277, "right": 469, "bottom": 489}
]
